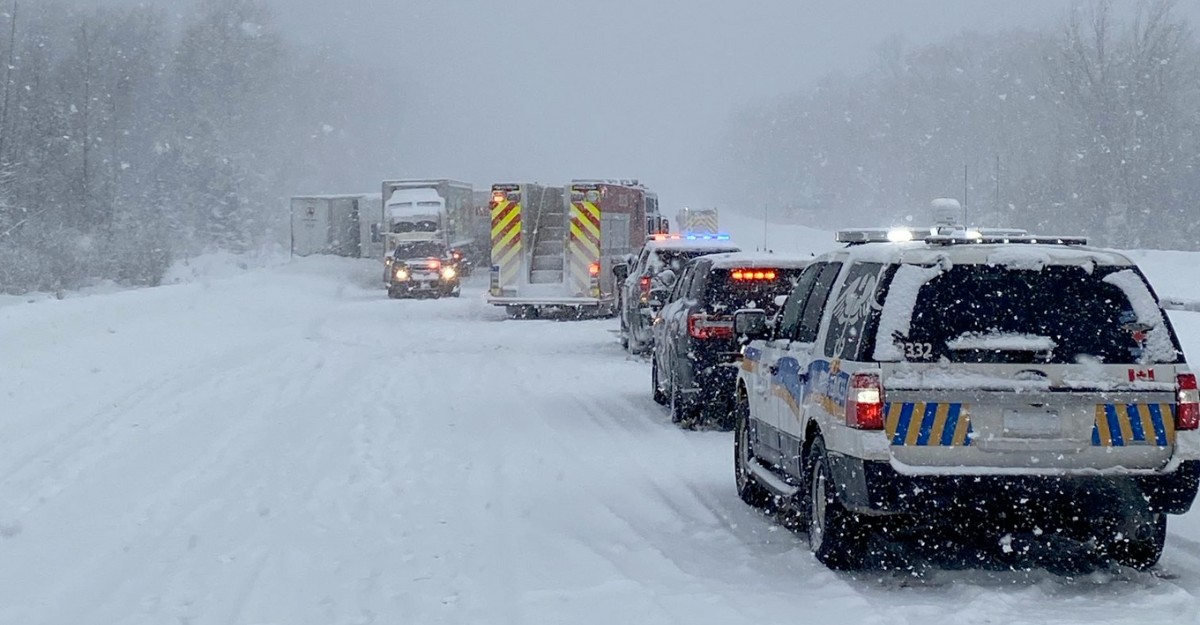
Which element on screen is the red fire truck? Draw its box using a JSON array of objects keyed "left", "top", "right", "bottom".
[{"left": 486, "top": 179, "right": 668, "bottom": 318}]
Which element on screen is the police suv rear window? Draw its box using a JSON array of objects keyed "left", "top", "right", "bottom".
[
  {"left": 881, "top": 264, "right": 1181, "bottom": 365},
  {"left": 703, "top": 267, "right": 804, "bottom": 316}
]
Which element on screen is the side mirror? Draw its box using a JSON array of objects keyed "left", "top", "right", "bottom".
[
  {"left": 774, "top": 294, "right": 789, "bottom": 308},
  {"left": 734, "top": 309, "right": 770, "bottom": 340},
  {"left": 612, "top": 262, "right": 629, "bottom": 281}
]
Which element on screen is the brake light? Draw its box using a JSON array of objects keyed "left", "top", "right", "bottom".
[
  {"left": 845, "top": 372, "right": 884, "bottom": 430},
  {"left": 731, "top": 269, "right": 777, "bottom": 281},
  {"left": 1177, "top": 373, "right": 1199, "bottom": 430},
  {"left": 688, "top": 314, "right": 734, "bottom": 340},
  {"left": 639, "top": 275, "right": 651, "bottom": 298},
  {"left": 589, "top": 262, "right": 600, "bottom": 277}
]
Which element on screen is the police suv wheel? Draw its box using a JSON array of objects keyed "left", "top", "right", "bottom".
[
  {"left": 627, "top": 315, "right": 648, "bottom": 354},
  {"left": 807, "top": 437, "right": 868, "bottom": 570},
  {"left": 668, "top": 371, "right": 691, "bottom": 425},
  {"left": 1110, "top": 513, "right": 1166, "bottom": 570},
  {"left": 651, "top": 358, "right": 667, "bottom": 405},
  {"left": 734, "top": 391, "right": 770, "bottom": 508}
]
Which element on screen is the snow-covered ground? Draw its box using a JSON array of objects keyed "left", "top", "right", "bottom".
[{"left": 5, "top": 249, "right": 1200, "bottom": 624}]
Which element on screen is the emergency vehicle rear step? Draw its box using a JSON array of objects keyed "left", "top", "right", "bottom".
[{"left": 529, "top": 208, "right": 567, "bottom": 284}]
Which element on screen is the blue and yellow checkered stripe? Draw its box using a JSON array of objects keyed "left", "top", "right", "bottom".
[
  {"left": 884, "top": 402, "right": 973, "bottom": 447},
  {"left": 1091, "top": 403, "right": 1175, "bottom": 447}
]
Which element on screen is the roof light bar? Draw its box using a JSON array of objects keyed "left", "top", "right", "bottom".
[
  {"left": 925, "top": 234, "right": 1088, "bottom": 246},
  {"left": 836, "top": 226, "right": 1052, "bottom": 245},
  {"left": 651, "top": 233, "right": 732, "bottom": 242}
]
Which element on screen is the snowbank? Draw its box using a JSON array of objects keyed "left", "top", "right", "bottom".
[{"left": 161, "top": 247, "right": 291, "bottom": 285}]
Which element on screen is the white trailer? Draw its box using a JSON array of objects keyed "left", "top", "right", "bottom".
[{"left": 290, "top": 194, "right": 384, "bottom": 259}]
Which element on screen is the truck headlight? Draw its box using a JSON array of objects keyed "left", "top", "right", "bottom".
[
  {"left": 394, "top": 268, "right": 410, "bottom": 281},
  {"left": 441, "top": 266, "right": 457, "bottom": 280}
]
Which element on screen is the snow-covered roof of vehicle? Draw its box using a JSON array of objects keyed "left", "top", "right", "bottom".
[
  {"left": 699, "top": 252, "right": 811, "bottom": 269},
  {"left": 828, "top": 222, "right": 1132, "bottom": 267},
  {"left": 387, "top": 188, "right": 442, "bottom": 205},
  {"left": 386, "top": 189, "right": 445, "bottom": 218},
  {"left": 292, "top": 193, "right": 380, "bottom": 201},
  {"left": 838, "top": 240, "right": 1135, "bottom": 269},
  {"left": 645, "top": 236, "right": 740, "bottom": 252}
]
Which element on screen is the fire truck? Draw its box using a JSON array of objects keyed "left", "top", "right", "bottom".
[
  {"left": 486, "top": 179, "right": 668, "bottom": 318},
  {"left": 676, "top": 207, "right": 719, "bottom": 235}
]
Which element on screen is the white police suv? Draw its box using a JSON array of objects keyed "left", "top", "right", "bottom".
[{"left": 732, "top": 223, "right": 1200, "bottom": 571}]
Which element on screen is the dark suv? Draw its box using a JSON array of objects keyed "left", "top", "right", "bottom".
[
  {"left": 385, "top": 240, "right": 462, "bottom": 299},
  {"left": 619, "top": 235, "right": 740, "bottom": 353},
  {"left": 651, "top": 252, "right": 808, "bottom": 428}
]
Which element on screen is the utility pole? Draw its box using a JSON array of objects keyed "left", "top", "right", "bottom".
[
  {"left": 0, "top": 0, "right": 18, "bottom": 164},
  {"left": 762, "top": 203, "right": 768, "bottom": 252},
  {"left": 994, "top": 153, "right": 1001, "bottom": 215},
  {"left": 963, "top": 164, "right": 969, "bottom": 225}
]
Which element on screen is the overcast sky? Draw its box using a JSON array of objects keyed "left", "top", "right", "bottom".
[{"left": 104, "top": 0, "right": 1200, "bottom": 210}]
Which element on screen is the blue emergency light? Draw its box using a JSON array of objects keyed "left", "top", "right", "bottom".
[{"left": 650, "top": 233, "right": 733, "bottom": 242}]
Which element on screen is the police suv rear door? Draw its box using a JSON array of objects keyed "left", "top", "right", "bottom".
[
  {"left": 754, "top": 261, "right": 842, "bottom": 470},
  {"left": 873, "top": 255, "right": 1184, "bottom": 472}
]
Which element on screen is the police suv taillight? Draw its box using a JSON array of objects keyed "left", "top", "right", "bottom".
[
  {"left": 845, "top": 372, "right": 884, "bottom": 430},
  {"left": 1177, "top": 373, "right": 1200, "bottom": 430}
]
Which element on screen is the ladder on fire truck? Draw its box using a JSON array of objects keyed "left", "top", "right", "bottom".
[{"left": 528, "top": 186, "right": 566, "bottom": 284}]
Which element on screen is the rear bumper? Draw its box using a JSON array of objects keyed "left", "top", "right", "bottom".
[
  {"left": 829, "top": 455, "right": 1200, "bottom": 517},
  {"left": 389, "top": 277, "right": 457, "bottom": 290},
  {"left": 486, "top": 295, "right": 613, "bottom": 307}
]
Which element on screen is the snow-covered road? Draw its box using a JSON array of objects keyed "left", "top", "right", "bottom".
[{"left": 5, "top": 256, "right": 1200, "bottom": 625}]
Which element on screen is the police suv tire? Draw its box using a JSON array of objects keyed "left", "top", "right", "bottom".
[
  {"left": 627, "top": 316, "right": 647, "bottom": 354},
  {"left": 807, "top": 437, "right": 869, "bottom": 571},
  {"left": 669, "top": 371, "right": 691, "bottom": 425},
  {"left": 627, "top": 331, "right": 645, "bottom": 354},
  {"left": 704, "top": 400, "right": 736, "bottom": 431},
  {"left": 387, "top": 286, "right": 400, "bottom": 299},
  {"left": 734, "top": 391, "right": 771, "bottom": 508},
  {"left": 1111, "top": 513, "right": 1166, "bottom": 570},
  {"left": 651, "top": 358, "right": 668, "bottom": 405}
]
